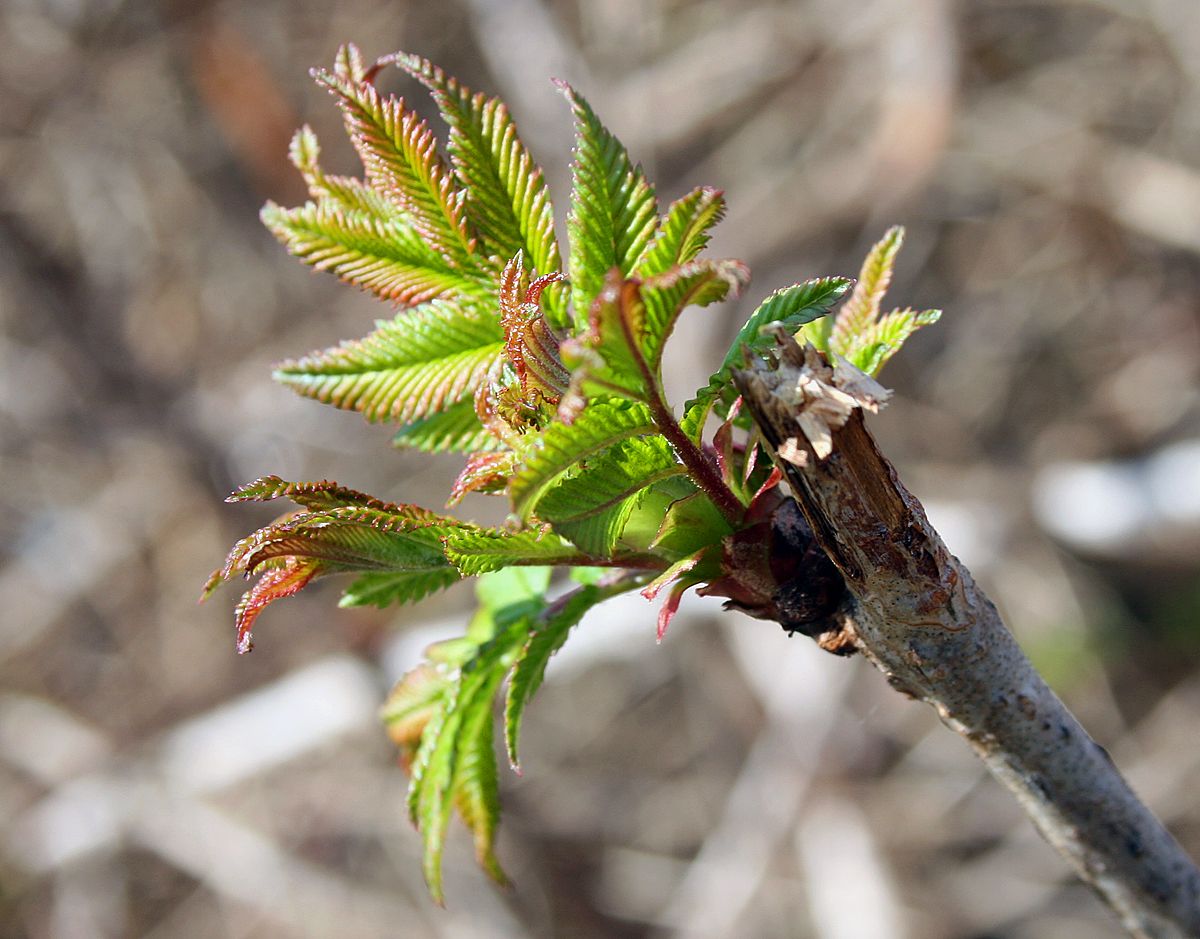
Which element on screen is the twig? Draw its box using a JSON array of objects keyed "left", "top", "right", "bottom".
[{"left": 733, "top": 338, "right": 1200, "bottom": 939}]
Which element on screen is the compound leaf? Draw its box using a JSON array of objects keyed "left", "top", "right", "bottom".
[
  {"left": 507, "top": 398, "right": 656, "bottom": 520},
  {"left": 262, "top": 201, "right": 489, "bottom": 307},
  {"left": 273, "top": 299, "right": 504, "bottom": 425},
  {"left": 636, "top": 186, "right": 726, "bottom": 277},
  {"left": 390, "top": 53, "right": 565, "bottom": 325},
  {"left": 557, "top": 81, "right": 658, "bottom": 323}
]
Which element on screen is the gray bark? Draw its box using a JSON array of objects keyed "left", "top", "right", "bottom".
[{"left": 732, "top": 339, "right": 1200, "bottom": 939}]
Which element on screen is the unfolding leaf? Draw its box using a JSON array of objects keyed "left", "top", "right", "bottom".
[
  {"left": 507, "top": 397, "right": 656, "bottom": 520},
  {"left": 557, "top": 81, "right": 658, "bottom": 323},
  {"left": 340, "top": 568, "right": 462, "bottom": 609},
  {"left": 637, "top": 186, "right": 726, "bottom": 277},
  {"left": 262, "top": 201, "right": 489, "bottom": 306},
  {"left": 315, "top": 60, "right": 475, "bottom": 261},
  {"left": 389, "top": 53, "right": 566, "bottom": 324},
  {"left": 536, "top": 436, "right": 683, "bottom": 555},
  {"left": 447, "top": 451, "right": 518, "bottom": 506},
  {"left": 392, "top": 400, "right": 504, "bottom": 454},
  {"left": 274, "top": 299, "right": 504, "bottom": 424},
  {"left": 498, "top": 255, "right": 569, "bottom": 404},
  {"left": 683, "top": 276, "right": 854, "bottom": 433},
  {"left": 289, "top": 125, "right": 402, "bottom": 221},
  {"left": 826, "top": 225, "right": 905, "bottom": 353},
  {"left": 443, "top": 527, "right": 582, "bottom": 576}
]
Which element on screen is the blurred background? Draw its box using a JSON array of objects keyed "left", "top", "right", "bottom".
[{"left": 1, "top": 0, "right": 1199, "bottom": 936}]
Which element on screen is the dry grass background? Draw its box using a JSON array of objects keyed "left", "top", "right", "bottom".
[{"left": 1, "top": 1, "right": 1199, "bottom": 937}]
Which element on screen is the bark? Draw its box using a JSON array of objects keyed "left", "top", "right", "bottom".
[{"left": 732, "top": 338, "right": 1200, "bottom": 939}]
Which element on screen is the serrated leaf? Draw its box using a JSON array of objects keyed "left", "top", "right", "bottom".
[
  {"left": 683, "top": 276, "right": 854, "bottom": 430},
  {"left": 443, "top": 527, "right": 581, "bottom": 576},
  {"left": 639, "top": 259, "right": 750, "bottom": 370},
  {"left": 499, "top": 255, "right": 569, "bottom": 403},
  {"left": 392, "top": 400, "right": 503, "bottom": 454},
  {"left": 274, "top": 299, "right": 504, "bottom": 424},
  {"left": 507, "top": 398, "right": 656, "bottom": 520},
  {"left": 636, "top": 186, "right": 726, "bottom": 277},
  {"left": 204, "top": 497, "right": 467, "bottom": 652},
  {"left": 560, "top": 272, "right": 652, "bottom": 402},
  {"left": 288, "top": 125, "right": 402, "bottom": 221},
  {"left": 828, "top": 225, "right": 905, "bottom": 353},
  {"left": 262, "top": 201, "right": 489, "bottom": 306},
  {"left": 227, "top": 475, "right": 402, "bottom": 512},
  {"left": 503, "top": 585, "right": 602, "bottom": 769},
  {"left": 315, "top": 66, "right": 475, "bottom": 261},
  {"left": 339, "top": 567, "right": 462, "bottom": 608},
  {"left": 847, "top": 306, "right": 942, "bottom": 375},
  {"left": 536, "top": 436, "right": 683, "bottom": 554},
  {"left": 389, "top": 53, "right": 566, "bottom": 324},
  {"left": 557, "top": 81, "right": 659, "bottom": 323}
]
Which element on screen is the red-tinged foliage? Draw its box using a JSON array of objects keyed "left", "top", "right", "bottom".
[
  {"left": 498, "top": 256, "right": 569, "bottom": 405},
  {"left": 233, "top": 557, "right": 322, "bottom": 653},
  {"left": 448, "top": 452, "right": 517, "bottom": 506}
]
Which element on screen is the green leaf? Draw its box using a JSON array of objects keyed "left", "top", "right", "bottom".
[
  {"left": 226, "top": 475, "right": 406, "bottom": 512},
  {"left": 507, "top": 398, "right": 656, "bottom": 520},
  {"left": 684, "top": 276, "right": 854, "bottom": 431},
  {"left": 639, "top": 259, "right": 749, "bottom": 370},
  {"left": 261, "top": 201, "right": 490, "bottom": 306},
  {"left": 443, "top": 527, "right": 582, "bottom": 576},
  {"left": 390, "top": 53, "right": 566, "bottom": 325},
  {"left": 339, "top": 568, "right": 462, "bottom": 608},
  {"left": 314, "top": 65, "right": 476, "bottom": 262},
  {"left": 203, "top": 498, "right": 467, "bottom": 652},
  {"left": 560, "top": 272, "right": 653, "bottom": 402},
  {"left": 536, "top": 436, "right": 683, "bottom": 555},
  {"left": 392, "top": 400, "right": 504, "bottom": 454},
  {"left": 557, "top": 81, "right": 659, "bottom": 323},
  {"left": 650, "top": 491, "right": 733, "bottom": 560},
  {"left": 273, "top": 299, "right": 504, "bottom": 424},
  {"left": 636, "top": 186, "right": 726, "bottom": 277},
  {"left": 827, "top": 225, "right": 905, "bottom": 354},
  {"left": 406, "top": 627, "right": 517, "bottom": 903},
  {"left": 503, "top": 585, "right": 603, "bottom": 769},
  {"left": 847, "top": 307, "right": 942, "bottom": 375}
]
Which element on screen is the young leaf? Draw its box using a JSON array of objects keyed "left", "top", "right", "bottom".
[
  {"left": 683, "top": 276, "right": 854, "bottom": 433},
  {"left": 315, "top": 62, "right": 476, "bottom": 262},
  {"left": 273, "top": 299, "right": 504, "bottom": 424},
  {"left": 389, "top": 53, "right": 566, "bottom": 324},
  {"left": 442, "top": 527, "right": 582, "bottom": 576},
  {"left": 535, "top": 436, "right": 684, "bottom": 555},
  {"left": 503, "top": 584, "right": 608, "bottom": 769},
  {"left": 560, "top": 272, "right": 654, "bottom": 402},
  {"left": 392, "top": 400, "right": 505, "bottom": 454},
  {"left": 203, "top": 498, "right": 467, "bottom": 652},
  {"left": 289, "top": 125, "right": 403, "bottom": 221},
  {"left": 557, "top": 81, "right": 659, "bottom": 322},
  {"left": 639, "top": 258, "right": 750, "bottom": 370},
  {"left": 826, "top": 225, "right": 905, "bottom": 352},
  {"left": 339, "top": 567, "right": 462, "bottom": 608},
  {"left": 261, "top": 201, "right": 489, "bottom": 306},
  {"left": 499, "top": 255, "right": 570, "bottom": 404},
  {"left": 636, "top": 186, "right": 726, "bottom": 277},
  {"left": 507, "top": 397, "right": 656, "bottom": 520}
]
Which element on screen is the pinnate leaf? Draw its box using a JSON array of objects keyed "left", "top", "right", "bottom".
[
  {"left": 315, "top": 62, "right": 475, "bottom": 261},
  {"left": 274, "top": 299, "right": 504, "bottom": 425},
  {"left": 443, "top": 527, "right": 582, "bottom": 576},
  {"left": 684, "top": 276, "right": 853, "bottom": 432},
  {"left": 636, "top": 186, "right": 726, "bottom": 277},
  {"left": 558, "top": 81, "right": 659, "bottom": 322},
  {"left": 390, "top": 53, "right": 566, "bottom": 324},
  {"left": 392, "top": 400, "right": 505, "bottom": 454},
  {"left": 261, "top": 201, "right": 487, "bottom": 306},
  {"left": 507, "top": 397, "right": 656, "bottom": 520},
  {"left": 536, "top": 436, "right": 683, "bottom": 555}
]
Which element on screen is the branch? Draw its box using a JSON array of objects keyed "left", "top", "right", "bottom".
[{"left": 732, "top": 338, "right": 1200, "bottom": 939}]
